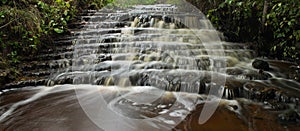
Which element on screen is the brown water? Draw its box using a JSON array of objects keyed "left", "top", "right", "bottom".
[
  {"left": 1, "top": 3, "right": 300, "bottom": 131},
  {"left": 0, "top": 85, "right": 298, "bottom": 130}
]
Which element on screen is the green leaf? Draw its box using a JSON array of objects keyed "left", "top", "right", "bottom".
[
  {"left": 219, "top": 3, "right": 225, "bottom": 8},
  {"left": 66, "top": 16, "right": 70, "bottom": 21},
  {"left": 54, "top": 28, "right": 64, "bottom": 33},
  {"left": 272, "top": 46, "right": 277, "bottom": 51},
  {"left": 237, "top": 2, "right": 243, "bottom": 6},
  {"left": 277, "top": 33, "right": 285, "bottom": 38},
  {"left": 279, "top": 41, "right": 287, "bottom": 46},
  {"left": 66, "top": 2, "right": 71, "bottom": 8},
  {"left": 29, "top": 44, "right": 37, "bottom": 49},
  {"left": 64, "top": 10, "right": 68, "bottom": 16}
]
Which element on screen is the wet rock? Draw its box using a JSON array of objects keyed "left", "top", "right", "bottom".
[
  {"left": 223, "top": 79, "right": 246, "bottom": 99},
  {"left": 243, "top": 82, "right": 277, "bottom": 102},
  {"left": 242, "top": 79, "right": 300, "bottom": 109},
  {"left": 278, "top": 109, "right": 300, "bottom": 123},
  {"left": 245, "top": 70, "right": 272, "bottom": 80},
  {"left": 179, "top": 101, "right": 282, "bottom": 131},
  {"left": 141, "top": 22, "right": 150, "bottom": 28},
  {"left": 144, "top": 62, "right": 175, "bottom": 69},
  {"left": 3, "top": 79, "right": 46, "bottom": 89},
  {"left": 266, "top": 100, "right": 289, "bottom": 110},
  {"left": 226, "top": 68, "right": 244, "bottom": 76},
  {"left": 162, "top": 15, "right": 171, "bottom": 23},
  {"left": 289, "top": 65, "right": 300, "bottom": 82},
  {"left": 260, "top": 87, "right": 278, "bottom": 101},
  {"left": 137, "top": 22, "right": 143, "bottom": 27},
  {"left": 51, "top": 75, "right": 74, "bottom": 85},
  {"left": 97, "top": 54, "right": 112, "bottom": 63},
  {"left": 132, "top": 71, "right": 206, "bottom": 93},
  {"left": 135, "top": 73, "right": 151, "bottom": 86},
  {"left": 252, "top": 59, "right": 270, "bottom": 71},
  {"left": 140, "top": 15, "right": 149, "bottom": 23},
  {"left": 226, "top": 57, "right": 239, "bottom": 67}
]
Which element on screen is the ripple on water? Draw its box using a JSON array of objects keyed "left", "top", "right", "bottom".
[{"left": 0, "top": 85, "right": 298, "bottom": 130}]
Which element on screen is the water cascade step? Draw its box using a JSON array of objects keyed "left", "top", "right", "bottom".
[{"left": 1, "top": 3, "right": 300, "bottom": 130}]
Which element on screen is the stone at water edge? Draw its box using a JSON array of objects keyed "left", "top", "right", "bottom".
[
  {"left": 278, "top": 109, "right": 300, "bottom": 123},
  {"left": 252, "top": 59, "right": 270, "bottom": 71},
  {"left": 289, "top": 65, "right": 300, "bottom": 82},
  {"left": 245, "top": 70, "right": 272, "bottom": 80}
]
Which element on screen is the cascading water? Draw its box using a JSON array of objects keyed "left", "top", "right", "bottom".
[{"left": 1, "top": 1, "right": 300, "bottom": 131}]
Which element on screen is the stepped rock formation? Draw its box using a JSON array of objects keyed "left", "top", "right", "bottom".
[{"left": 1, "top": 4, "right": 300, "bottom": 130}]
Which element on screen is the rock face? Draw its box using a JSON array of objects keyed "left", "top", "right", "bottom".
[{"left": 252, "top": 59, "right": 270, "bottom": 71}]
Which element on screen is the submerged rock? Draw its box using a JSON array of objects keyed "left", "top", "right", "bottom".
[
  {"left": 243, "top": 82, "right": 280, "bottom": 102},
  {"left": 223, "top": 78, "right": 246, "bottom": 99},
  {"left": 252, "top": 59, "right": 270, "bottom": 71},
  {"left": 245, "top": 70, "right": 272, "bottom": 80}
]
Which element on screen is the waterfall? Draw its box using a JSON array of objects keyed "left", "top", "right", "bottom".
[{"left": 1, "top": 2, "right": 299, "bottom": 131}]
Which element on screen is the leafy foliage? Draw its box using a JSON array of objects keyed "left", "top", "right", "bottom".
[
  {"left": 0, "top": 0, "right": 115, "bottom": 85},
  {"left": 36, "top": 0, "right": 75, "bottom": 35},
  {"left": 0, "top": 0, "right": 72, "bottom": 63},
  {"left": 266, "top": 0, "right": 300, "bottom": 59},
  {"left": 0, "top": 0, "right": 114, "bottom": 64},
  {"left": 207, "top": 0, "right": 262, "bottom": 42},
  {"left": 207, "top": 0, "right": 300, "bottom": 60}
]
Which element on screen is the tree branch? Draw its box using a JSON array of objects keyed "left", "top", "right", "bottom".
[{"left": 0, "top": 18, "right": 17, "bottom": 29}]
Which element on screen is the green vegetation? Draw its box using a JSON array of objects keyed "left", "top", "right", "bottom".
[
  {"left": 160, "top": 0, "right": 299, "bottom": 60},
  {"left": 0, "top": 0, "right": 116, "bottom": 62},
  {"left": 266, "top": 0, "right": 299, "bottom": 59},
  {"left": 205, "top": 0, "right": 299, "bottom": 60},
  {"left": 1, "top": 0, "right": 74, "bottom": 62},
  {"left": 0, "top": 0, "right": 113, "bottom": 85}
]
